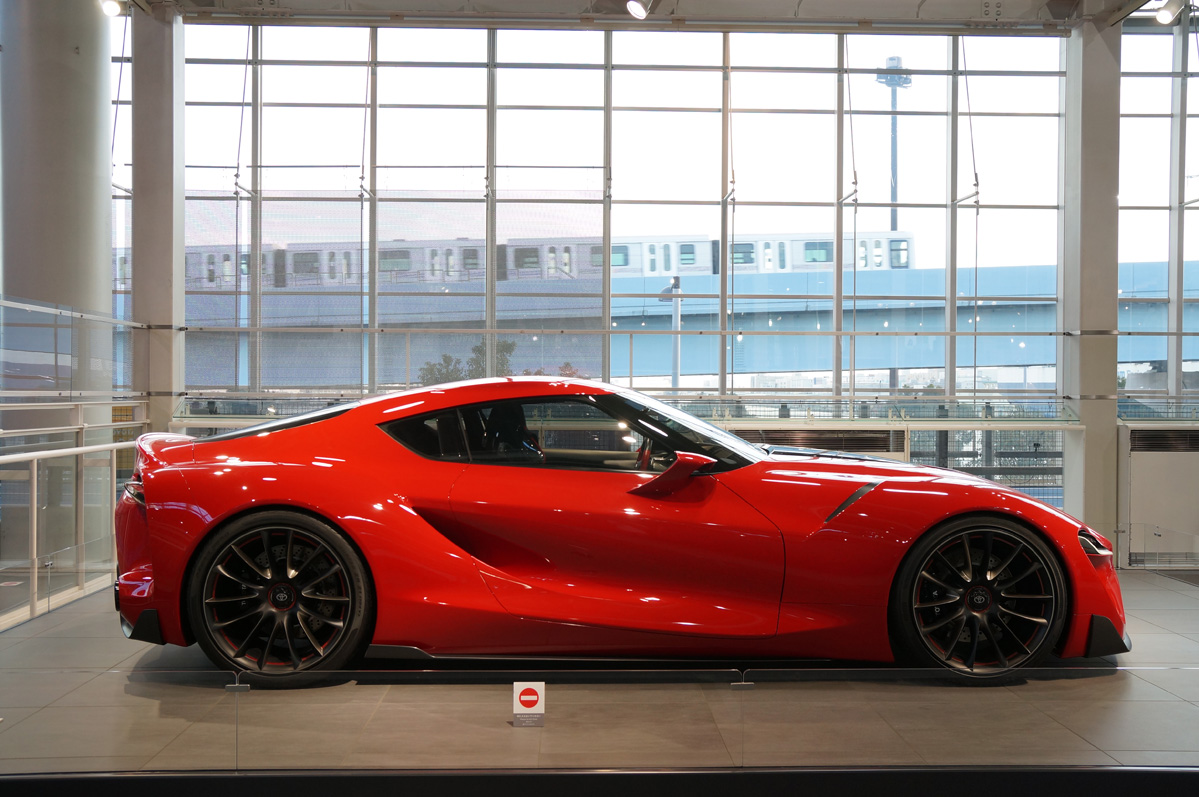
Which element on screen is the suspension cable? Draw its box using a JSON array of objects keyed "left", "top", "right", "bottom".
[{"left": 961, "top": 39, "right": 982, "bottom": 395}]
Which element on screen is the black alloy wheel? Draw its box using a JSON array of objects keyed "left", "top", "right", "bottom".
[
  {"left": 188, "top": 511, "right": 372, "bottom": 683},
  {"left": 891, "top": 516, "right": 1067, "bottom": 678}
]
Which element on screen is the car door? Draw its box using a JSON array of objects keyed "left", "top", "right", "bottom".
[{"left": 445, "top": 397, "right": 784, "bottom": 638}]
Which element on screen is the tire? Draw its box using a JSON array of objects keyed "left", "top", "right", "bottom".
[
  {"left": 890, "top": 515, "right": 1067, "bottom": 679},
  {"left": 187, "top": 511, "right": 373, "bottom": 686}
]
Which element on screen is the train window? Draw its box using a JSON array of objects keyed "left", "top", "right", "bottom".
[
  {"left": 858, "top": 240, "right": 868, "bottom": 269},
  {"left": 293, "top": 252, "right": 320, "bottom": 277},
  {"left": 732, "top": 243, "right": 755, "bottom": 265},
  {"left": 562, "top": 246, "right": 572, "bottom": 274},
  {"left": 889, "top": 239, "right": 910, "bottom": 269},
  {"left": 463, "top": 248, "right": 480, "bottom": 269},
  {"left": 680, "top": 244, "right": 696, "bottom": 266},
  {"left": 430, "top": 249, "right": 440, "bottom": 273},
  {"left": 778, "top": 242, "right": 787, "bottom": 270},
  {"left": 380, "top": 250, "right": 412, "bottom": 271},
  {"left": 548, "top": 246, "right": 558, "bottom": 273},
  {"left": 611, "top": 245, "right": 629, "bottom": 267},
  {"left": 873, "top": 240, "right": 883, "bottom": 268},
  {"left": 804, "top": 242, "right": 833, "bottom": 263},
  {"left": 343, "top": 252, "right": 353, "bottom": 278},
  {"left": 207, "top": 254, "right": 216, "bottom": 266},
  {"left": 663, "top": 244, "right": 672, "bottom": 272},
  {"left": 591, "top": 245, "right": 604, "bottom": 267},
  {"left": 446, "top": 248, "right": 455, "bottom": 271},
  {"left": 648, "top": 244, "right": 657, "bottom": 273},
  {"left": 515, "top": 247, "right": 540, "bottom": 269}
]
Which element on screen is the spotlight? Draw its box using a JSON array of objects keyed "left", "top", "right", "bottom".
[
  {"left": 1157, "top": 0, "right": 1187, "bottom": 24},
  {"left": 627, "top": 0, "right": 658, "bottom": 20},
  {"left": 100, "top": 0, "right": 125, "bottom": 16}
]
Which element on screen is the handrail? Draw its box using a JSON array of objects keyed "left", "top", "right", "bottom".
[
  {"left": 0, "top": 440, "right": 139, "bottom": 467},
  {"left": 0, "top": 438, "right": 142, "bottom": 634}
]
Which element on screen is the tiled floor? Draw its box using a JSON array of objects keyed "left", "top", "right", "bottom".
[{"left": 0, "top": 569, "right": 1198, "bottom": 773}]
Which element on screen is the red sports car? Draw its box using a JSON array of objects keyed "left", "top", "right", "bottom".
[{"left": 114, "top": 377, "right": 1129, "bottom": 683}]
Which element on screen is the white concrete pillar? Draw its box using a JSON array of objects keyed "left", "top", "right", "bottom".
[
  {"left": 0, "top": 0, "right": 112, "bottom": 313},
  {"left": 1060, "top": 19, "right": 1121, "bottom": 530},
  {"left": 131, "top": 2, "right": 185, "bottom": 432}
]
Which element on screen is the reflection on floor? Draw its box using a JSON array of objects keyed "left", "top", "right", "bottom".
[{"left": 0, "top": 570, "right": 1198, "bottom": 773}]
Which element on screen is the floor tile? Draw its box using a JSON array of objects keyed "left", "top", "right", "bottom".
[
  {"left": 0, "top": 706, "right": 39, "bottom": 734},
  {"left": 1038, "top": 700, "right": 1199, "bottom": 751},
  {"left": 0, "top": 756, "right": 152, "bottom": 774},
  {"left": 542, "top": 683, "right": 709, "bottom": 705},
  {"left": 1125, "top": 609, "right": 1199, "bottom": 635},
  {"left": 341, "top": 703, "right": 543, "bottom": 769},
  {"left": 0, "top": 669, "right": 101, "bottom": 708},
  {"left": 0, "top": 636, "right": 151, "bottom": 670},
  {"left": 731, "top": 701, "right": 922, "bottom": 765},
  {"left": 1109, "top": 751, "right": 1199, "bottom": 767},
  {"left": 225, "top": 701, "right": 381, "bottom": 769},
  {"left": 0, "top": 704, "right": 195, "bottom": 760},
  {"left": 0, "top": 611, "right": 73, "bottom": 639},
  {"left": 1121, "top": 591, "right": 1199, "bottom": 611},
  {"left": 380, "top": 683, "right": 512, "bottom": 705},
  {"left": 875, "top": 700, "right": 1099, "bottom": 761},
  {"left": 1126, "top": 668, "right": 1199, "bottom": 701},
  {"left": 1123, "top": 615, "right": 1169, "bottom": 634},
  {"left": 1110, "top": 633, "right": 1199, "bottom": 664},
  {"left": 114, "top": 641, "right": 221, "bottom": 671},
  {"left": 50, "top": 669, "right": 233, "bottom": 708},
  {"left": 1003, "top": 668, "right": 1177, "bottom": 701}
]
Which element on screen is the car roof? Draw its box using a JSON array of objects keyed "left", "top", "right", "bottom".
[{"left": 355, "top": 376, "right": 618, "bottom": 421}]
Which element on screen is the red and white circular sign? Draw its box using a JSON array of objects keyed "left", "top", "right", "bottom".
[{"left": 518, "top": 687, "right": 540, "bottom": 709}]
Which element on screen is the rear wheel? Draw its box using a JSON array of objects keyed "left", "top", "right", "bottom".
[
  {"left": 187, "top": 511, "right": 372, "bottom": 685},
  {"left": 890, "top": 516, "right": 1067, "bottom": 679}
]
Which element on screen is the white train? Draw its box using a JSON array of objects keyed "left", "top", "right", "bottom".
[{"left": 112, "top": 231, "right": 914, "bottom": 291}]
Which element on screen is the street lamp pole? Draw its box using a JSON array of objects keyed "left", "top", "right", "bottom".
[{"left": 876, "top": 56, "right": 911, "bottom": 233}]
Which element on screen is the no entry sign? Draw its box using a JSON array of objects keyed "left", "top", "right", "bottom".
[{"left": 513, "top": 681, "right": 545, "bottom": 727}]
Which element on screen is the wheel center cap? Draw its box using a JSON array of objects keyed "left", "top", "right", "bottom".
[
  {"left": 269, "top": 583, "right": 297, "bottom": 610},
  {"left": 966, "top": 585, "right": 992, "bottom": 612}
]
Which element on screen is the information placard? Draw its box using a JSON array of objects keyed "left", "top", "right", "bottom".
[{"left": 512, "top": 681, "right": 545, "bottom": 727}]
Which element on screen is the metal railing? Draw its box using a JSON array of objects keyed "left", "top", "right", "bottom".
[{"left": 0, "top": 432, "right": 146, "bottom": 634}]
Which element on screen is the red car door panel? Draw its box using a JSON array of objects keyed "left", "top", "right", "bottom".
[{"left": 447, "top": 464, "right": 784, "bottom": 638}]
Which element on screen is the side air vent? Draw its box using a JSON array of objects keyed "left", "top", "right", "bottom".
[
  {"left": 1129, "top": 429, "right": 1199, "bottom": 452},
  {"left": 733, "top": 429, "right": 906, "bottom": 453}
]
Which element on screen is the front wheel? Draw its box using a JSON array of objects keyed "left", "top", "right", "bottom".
[
  {"left": 890, "top": 516, "right": 1067, "bottom": 679},
  {"left": 187, "top": 511, "right": 373, "bottom": 684}
]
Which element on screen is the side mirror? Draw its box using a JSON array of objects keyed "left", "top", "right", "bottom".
[{"left": 628, "top": 451, "right": 717, "bottom": 497}]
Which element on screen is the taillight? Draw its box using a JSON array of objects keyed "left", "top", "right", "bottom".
[{"left": 123, "top": 477, "right": 145, "bottom": 505}]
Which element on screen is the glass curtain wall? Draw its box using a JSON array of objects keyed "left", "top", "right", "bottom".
[
  {"left": 170, "top": 23, "right": 1067, "bottom": 399},
  {"left": 1118, "top": 14, "right": 1199, "bottom": 396}
]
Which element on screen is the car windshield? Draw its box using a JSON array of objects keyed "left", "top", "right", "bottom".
[{"left": 597, "top": 390, "right": 764, "bottom": 471}]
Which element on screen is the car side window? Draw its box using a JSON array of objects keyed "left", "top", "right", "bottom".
[
  {"left": 382, "top": 411, "right": 467, "bottom": 461},
  {"left": 466, "top": 398, "right": 674, "bottom": 472}
]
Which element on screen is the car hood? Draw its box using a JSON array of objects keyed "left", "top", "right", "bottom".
[{"left": 714, "top": 446, "right": 1016, "bottom": 538}]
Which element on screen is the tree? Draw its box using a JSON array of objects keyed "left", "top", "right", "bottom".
[
  {"left": 417, "top": 353, "right": 466, "bottom": 385},
  {"left": 466, "top": 339, "right": 516, "bottom": 378}
]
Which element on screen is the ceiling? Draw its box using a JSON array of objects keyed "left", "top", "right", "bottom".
[{"left": 163, "top": 1, "right": 1154, "bottom": 30}]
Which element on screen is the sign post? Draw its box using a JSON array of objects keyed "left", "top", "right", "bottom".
[{"left": 513, "top": 681, "right": 545, "bottom": 727}]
